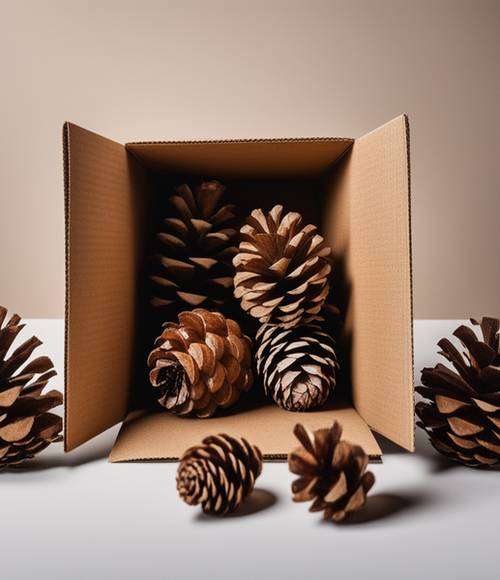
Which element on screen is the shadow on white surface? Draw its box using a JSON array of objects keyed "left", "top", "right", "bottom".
[
  {"left": 335, "top": 490, "right": 435, "bottom": 526},
  {"left": 194, "top": 488, "right": 278, "bottom": 521}
]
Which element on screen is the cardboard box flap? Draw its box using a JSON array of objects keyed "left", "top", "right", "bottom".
[
  {"left": 63, "top": 123, "right": 148, "bottom": 450},
  {"left": 337, "top": 115, "right": 414, "bottom": 450},
  {"left": 126, "top": 138, "right": 354, "bottom": 179},
  {"left": 109, "top": 402, "right": 382, "bottom": 462}
]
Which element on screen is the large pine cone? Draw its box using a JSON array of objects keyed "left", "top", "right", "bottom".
[
  {"left": 288, "top": 421, "right": 375, "bottom": 522},
  {"left": 151, "top": 181, "right": 238, "bottom": 313},
  {"left": 233, "top": 205, "right": 331, "bottom": 328},
  {"left": 177, "top": 433, "right": 263, "bottom": 515},
  {"left": 416, "top": 317, "right": 500, "bottom": 467},
  {"left": 148, "top": 309, "right": 253, "bottom": 418},
  {"left": 0, "top": 307, "right": 63, "bottom": 469},
  {"left": 255, "top": 317, "right": 338, "bottom": 411}
]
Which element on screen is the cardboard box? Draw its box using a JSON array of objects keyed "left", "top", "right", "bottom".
[{"left": 63, "top": 114, "right": 414, "bottom": 462}]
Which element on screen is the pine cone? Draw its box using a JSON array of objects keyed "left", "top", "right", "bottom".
[
  {"left": 148, "top": 309, "right": 253, "bottom": 418},
  {"left": 416, "top": 317, "right": 500, "bottom": 467},
  {"left": 151, "top": 180, "right": 238, "bottom": 313},
  {"left": 177, "top": 433, "right": 263, "bottom": 515},
  {"left": 233, "top": 205, "right": 332, "bottom": 328},
  {"left": 255, "top": 317, "right": 338, "bottom": 411},
  {"left": 0, "top": 307, "right": 63, "bottom": 469},
  {"left": 288, "top": 421, "right": 375, "bottom": 522}
]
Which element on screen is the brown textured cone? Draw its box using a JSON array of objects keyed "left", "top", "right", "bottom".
[
  {"left": 151, "top": 180, "right": 238, "bottom": 313},
  {"left": 256, "top": 316, "right": 338, "bottom": 411},
  {"left": 177, "top": 433, "right": 263, "bottom": 515},
  {"left": 233, "top": 205, "right": 332, "bottom": 328},
  {"left": 0, "top": 306, "right": 63, "bottom": 469},
  {"left": 148, "top": 309, "right": 253, "bottom": 418},
  {"left": 288, "top": 421, "right": 375, "bottom": 522},
  {"left": 416, "top": 317, "right": 500, "bottom": 468}
]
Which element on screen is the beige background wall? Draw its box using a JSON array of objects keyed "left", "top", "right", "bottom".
[{"left": 0, "top": 0, "right": 498, "bottom": 319}]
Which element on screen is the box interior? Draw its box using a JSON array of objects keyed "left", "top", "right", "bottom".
[{"left": 64, "top": 117, "right": 413, "bottom": 462}]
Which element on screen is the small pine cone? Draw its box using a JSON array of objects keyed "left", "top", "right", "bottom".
[
  {"left": 177, "top": 433, "right": 263, "bottom": 515},
  {"left": 148, "top": 309, "right": 253, "bottom": 418},
  {"left": 233, "top": 205, "right": 332, "bottom": 328},
  {"left": 0, "top": 307, "right": 63, "bottom": 469},
  {"left": 288, "top": 421, "right": 375, "bottom": 522},
  {"left": 151, "top": 180, "right": 238, "bottom": 313},
  {"left": 416, "top": 317, "right": 500, "bottom": 467},
  {"left": 255, "top": 317, "right": 338, "bottom": 411}
]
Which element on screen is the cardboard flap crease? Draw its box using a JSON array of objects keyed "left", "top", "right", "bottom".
[{"left": 63, "top": 115, "right": 414, "bottom": 461}]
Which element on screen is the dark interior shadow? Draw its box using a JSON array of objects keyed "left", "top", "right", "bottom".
[
  {"left": 195, "top": 488, "right": 278, "bottom": 521},
  {"left": 373, "top": 432, "right": 408, "bottom": 455},
  {"left": 333, "top": 490, "right": 431, "bottom": 526}
]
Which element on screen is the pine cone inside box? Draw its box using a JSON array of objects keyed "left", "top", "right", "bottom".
[
  {"left": 0, "top": 307, "right": 63, "bottom": 469},
  {"left": 416, "top": 317, "right": 500, "bottom": 467},
  {"left": 233, "top": 205, "right": 331, "bottom": 328},
  {"left": 289, "top": 421, "right": 375, "bottom": 522},
  {"left": 151, "top": 181, "right": 238, "bottom": 313},
  {"left": 148, "top": 309, "right": 253, "bottom": 418},
  {"left": 177, "top": 433, "right": 263, "bottom": 515},
  {"left": 256, "top": 316, "right": 338, "bottom": 411}
]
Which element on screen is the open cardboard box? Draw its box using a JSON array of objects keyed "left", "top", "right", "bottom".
[{"left": 63, "top": 114, "right": 414, "bottom": 462}]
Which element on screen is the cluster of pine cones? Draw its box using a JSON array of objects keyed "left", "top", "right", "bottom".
[
  {"left": 148, "top": 180, "right": 500, "bottom": 471},
  {"left": 2, "top": 178, "right": 498, "bottom": 476},
  {"left": 149, "top": 181, "right": 339, "bottom": 418},
  {"left": 177, "top": 421, "right": 375, "bottom": 522}
]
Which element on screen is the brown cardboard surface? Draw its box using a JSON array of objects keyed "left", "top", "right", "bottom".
[
  {"left": 126, "top": 138, "right": 353, "bottom": 179},
  {"left": 64, "top": 123, "right": 148, "bottom": 450},
  {"left": 64, "top": 115, "right": 413, "bottom": 459},
  {"left": 333, "top": 115, "right": 414, "bottom": 450},
  {"left": 109, "top": 401, "right": 381, "bottom": 462}
]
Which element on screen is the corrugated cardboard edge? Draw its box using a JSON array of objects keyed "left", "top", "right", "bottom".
[
  {"left": 110, "top": 454, "right": 382, "bottom": 463},
  {"left": 62, "top": 123, "right": 70, "bottom": 451},
  {"left": 396, "top": 113, "right": 415, "bottom": 450},
  {"left": 404, "top": 114, "right": 416, "bottom": 452},
  {"left": 126, "top": 136, "right": 354, "bottom": 146}
]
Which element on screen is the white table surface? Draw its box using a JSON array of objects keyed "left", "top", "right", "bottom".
[{"left": 2, "top": 319, "right": 499, "bottom": 580}]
